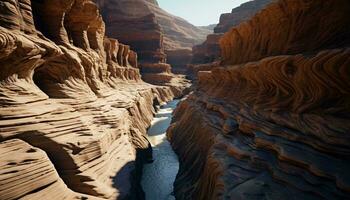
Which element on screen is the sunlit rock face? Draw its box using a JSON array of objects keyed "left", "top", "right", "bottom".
[
  {"left": 96, "top": 0, "right": 191, "bottom": 94},
  {"left": 0, "top": 0, "right": 176, "bottom": 199},
  {"left": 168, "top": 0, "right": 350, "bottom": 199},
  {"left": 97, "top": 0, "right": 208, "bottom": 51},
  {"left": 191, "top": 0, "right": 274, "bottom": 68}
]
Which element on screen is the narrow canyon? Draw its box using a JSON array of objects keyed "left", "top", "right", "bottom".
[{"left": 0, "top": 0, "right": 349, "bottom": 200}]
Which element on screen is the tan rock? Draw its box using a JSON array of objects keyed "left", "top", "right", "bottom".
[
  {"left": 0, "top": 1, "right": 178, "bottom": 199},
  {"left": 95, "top": 0, "right": 191, "bottom": 91}
]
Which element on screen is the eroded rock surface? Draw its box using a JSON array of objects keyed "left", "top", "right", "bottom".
[
  {"left": 0, "top": 0, "right": 177, "bottom": 199},
  {"left": 191, "top": 0, "right": 273, "bottom": 66},
  {"left": 165, "top": 49, "right": 193, "bottom": 75},
  {"left": 96, "top": 0, "right": 191, "bottom": 94},
  {"left": 97, "top": 0, "right": 208, "bottom": 51},
  {"left": 214, "top": 0, "right": 274, "bottom": 34},
  {"left": 0, "top": 139, "right": 103, "bottom": 200},
  {"left": 168, "top": 0, "right": 350, "bottom": 199}
]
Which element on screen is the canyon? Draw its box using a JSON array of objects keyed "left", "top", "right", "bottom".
[
  {"left": 193, "top": 0, "right": 274, "bottom": 63},
  {"left": 0, "top": 0, "right": 181, "bottom": 199},
  {"left": 96, "top": 0, "right": 199, "bottom": 92},
  {"left": 0, "top": 0, "right": 349, "bottom": 200},
  {"left": 188, "top": 0, "right": 273, "bottom": 80},
  {"left": 168, "top": 0, "right": 350, "bottom": 199}
]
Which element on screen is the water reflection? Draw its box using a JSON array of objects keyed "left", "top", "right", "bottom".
[{"left": 141, "top": 100, "right": 180, "bottom": 200}]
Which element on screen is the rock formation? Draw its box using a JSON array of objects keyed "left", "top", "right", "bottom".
[
  {"left": 165, "top": 49, "right": 193, "bottom": 74},
  {"left": 191, "top": 0, "right": 273, "bottom": 67},
  {"left": 0, "top": 139, "right": 102, "bottom": 200},
  {"left": 168, "top": 0, "right": 350, "bottom": 199},
  {"left": 96, "top": 0, "right": 191, "bottom": 93},
  {"left": 97, "top": 0, "right": 208, "bottom": 51},
  {"left": 0, "top": 0, "right": 178, "bottom": 199},
  {"left": 214, "top": 0, "right": 274, "bottom": 34}
]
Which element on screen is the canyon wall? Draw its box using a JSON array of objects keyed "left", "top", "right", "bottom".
[
  {"left": 0, "top": 0, "right": 177, "bottom": 199},
  {"left": 191, "top": 0, "right": 273, "bottom": 68},
  {"left": 168, "top": 0, "right": 350, "bottom": 199},
  {"left": 98, "top": 0, "right": 208, "bottom": 51},
  {"left": 97, "top": 0, "right": 191, "bottom": 93}
]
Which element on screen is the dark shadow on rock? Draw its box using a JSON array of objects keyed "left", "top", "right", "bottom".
[
  {"left": 4, "top": 131, "right": 105, "bottom": 196},
  {"left": 113, "top": 142, "right": 153, "bottom": 200}
]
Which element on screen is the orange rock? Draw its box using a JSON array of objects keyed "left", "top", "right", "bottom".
[
  {"left": 0, "top": 0, "right": 179, "bottom": 199},
  {"left": 191, "top": 0, "right": 273, "bottom": 78},
  {"left": 168, "top": 0, "right": 350, "bottom": 199}
]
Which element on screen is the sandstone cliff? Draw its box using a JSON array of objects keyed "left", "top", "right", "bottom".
[
  {"left": 97, "top": 0, "right": 191, "bottom": 93},
  {"left": 0, "top": 0, "right": 177, "bottom": 199},
  {"left": 214, "top": 0, "right": 275, "bottom": 34},
  {"left": 191, "top": 0, "right": 273, "bottom": 66},
  {"left": 168, "top": 0, "right": 350, "bottom": 199},
  {"left": 97, "top": 0, "right": 208, "bottom": 51}
]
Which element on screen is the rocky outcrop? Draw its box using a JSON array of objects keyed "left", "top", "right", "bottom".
[
  {"left": 191, "top": 0, "right": 273, "bottom": 66},
  {"left": 165, "top": 49, "right": 193, "bottom": 74},
  {"left": 146, "top": 3, "right": 209, "bottom": 51},
  {"left": 0, "top": 139, "right": 103, "bottom": 200},
  {"left": 96, "top": 0, "right": 209, "bottom": 78},
  {"left": 186, "top": 62, "right": 220, "bottom": 81},
  {"left": 220, "top": 0, "right": 350, "bottom": 65},
  {"left": 168, "top": 0, "right": 350, "bottom": 199},
  {"left": 191, "top": 34, "right": 222, "bottom": 64},
  {"left": 0, "top": 0, "right": 176, "bottom": 199},
  {"left": 97, "top": 0, "right": 191, "bottom": 93},
  {"left": 214, "top": 0, "right": 274, "bottom": 33},
  {"left": 97, "top": 0, "right": 208, "bottom": 51}
]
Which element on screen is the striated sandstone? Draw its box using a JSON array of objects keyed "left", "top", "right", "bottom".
[
  {"left": 0, "top": 139, "right": 103, "bottom": 200},
  {"left": 168, "top": 0, "right": 350, "bottom": 199},
  {"left": 191, "top": 0, "right": 273, "bottom": 76},
  {"left": 214, "top": 0, "right": 274, "bottom": 34},
  {"left": 96, "top": 0, "right": 191, "bottom": 93},
  {"left": 0, "top": 0, "right": 177, "bottom": 199},
  {"left": 97, "top": 0, "right": 208, "bottom": 51},
  {"left": 165, "top": 49, "right": 193, "bottom": 75},
  {"left": 220, "top": 0, "right": 350, "bottom": 65},
  {"left": 192, "top": 34, "right": 223, "bottom": 65}
]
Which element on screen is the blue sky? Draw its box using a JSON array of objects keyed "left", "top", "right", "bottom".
[{"left": 157, "top": 0, "right": 251, "bottom": 26}]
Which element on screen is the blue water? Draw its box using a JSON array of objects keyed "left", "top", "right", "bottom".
[{"left": 141, "top": 100, "right": 180, "bottom": 200}]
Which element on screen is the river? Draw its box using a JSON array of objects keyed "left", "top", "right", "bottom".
[{"left": 141, "top": 100, "right": 180, "bottom": 200}]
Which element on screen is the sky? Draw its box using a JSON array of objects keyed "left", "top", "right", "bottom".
[{"left": 157, "top": 0, "right": 251, "bottom": 26}]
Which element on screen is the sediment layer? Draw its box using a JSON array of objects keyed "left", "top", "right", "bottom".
[
  {"left": 168, "top": 0, "right": 350, "bottom": 199},
  {"left": 0, "top": 0, "right": 177, "bottom": 199}
]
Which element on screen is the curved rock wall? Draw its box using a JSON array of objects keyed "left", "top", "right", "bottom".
[
  {"left": 0, "top": 139, "right": 103, "bottom": 200},
  {"left": 96, "top": 0, "right": 191, "bottom": 94},
  {"left": 0, "top": 0, "right": 176, "bottom": 199},
  {"left": 168, "top": 0, "right": 350, "bottom": 199},
  {"left": 214, "top": 0, "right": 274, "bottom": 34},
  {"left": 191, "top": 0, "right": 274, "bottom": 75},
  {"left": 220, "top": 0, "right": 350, "bottom": 65},
  {"left": 97, "top": 0, "right": 208, "bottom": 51}
]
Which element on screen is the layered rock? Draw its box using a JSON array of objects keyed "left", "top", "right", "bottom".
[
  {"left": 97, "top": 0, "right": 208, "bottom": 51},
  {"left": 0, "top": 139, "right": 103, "bottom": 200},
  {"left": 165, "top": 49, "right": 193, "bottom": 74},
  {"left": 168, "top": 0, "right": 350, "bottom": 199},
  {"left": 0, "top": 0, "right": 176, "bottom": 199},
  {"left": 97, "top": 0, "right": 191, "bottom": 93},
  {"left": 191, "top": 0, "right": 273, "bottom": 66},
  {"left": 220, "top": 0, "right": 350, "bottom": 65},
  {"left": 191, "top": 34, "right": 222, "bottom": 64},
  {"left": 214, "top": 0, "right": 274, "bottom": 33}
]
